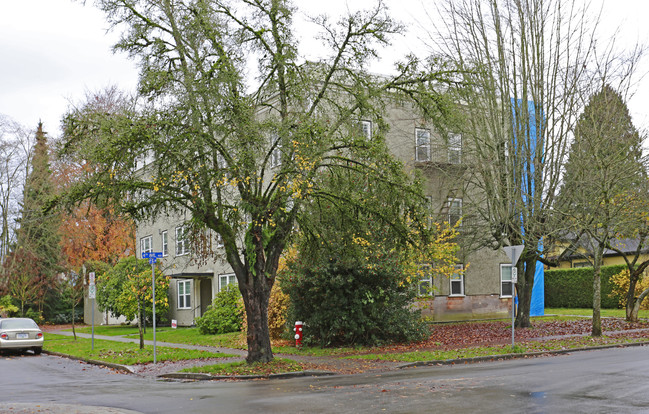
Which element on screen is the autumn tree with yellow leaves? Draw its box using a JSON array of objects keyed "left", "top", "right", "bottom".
[{"left": 96, "top": 256, "right": 168, "bottom": 349}]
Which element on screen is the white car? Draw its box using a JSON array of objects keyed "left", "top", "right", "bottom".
[{"left": 0, "top": 318, "right": 44, "bottom": 355}]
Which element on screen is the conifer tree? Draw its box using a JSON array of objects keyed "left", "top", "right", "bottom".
[
  {"left": 558, "top": 85, "right": 646, "bottom": 335},
  {"left": 9, "top": 122, "right": 61, "bottom": 315}
]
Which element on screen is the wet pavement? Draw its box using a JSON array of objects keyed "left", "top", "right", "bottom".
[{"left": 3, "top": 346, "right": 649, "bottom": 413}]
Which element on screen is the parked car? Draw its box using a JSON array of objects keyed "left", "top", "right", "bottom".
[{"left": 0, "top": 318, "right": 44, "bottom": 355}]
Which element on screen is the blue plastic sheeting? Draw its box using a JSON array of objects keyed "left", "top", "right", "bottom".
[{"left": 530, "top": 260, "right": 545, "bottom": 316}]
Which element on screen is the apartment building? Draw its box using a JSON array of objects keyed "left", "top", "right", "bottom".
[{"left": 134, "top": 99, "right": 516, "bottom": 325}]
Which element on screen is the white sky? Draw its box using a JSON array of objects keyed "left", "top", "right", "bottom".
[{"left": 1, "top": 0, "right": 649, "bottom": 137}]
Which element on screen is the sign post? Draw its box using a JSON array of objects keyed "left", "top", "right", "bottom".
[
  {"left": 88, "top": 272, "right": 96, "bottom": 351},
  {"left": 142, "top": 252, "right": 163, "bottom": 363},
  {"left": 503, "top": 245, "right": 524, "bottom": 349}
]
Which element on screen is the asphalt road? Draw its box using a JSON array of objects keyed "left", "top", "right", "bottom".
[{"left": 2, "top": 346, "right": 649, "bottom": 413}]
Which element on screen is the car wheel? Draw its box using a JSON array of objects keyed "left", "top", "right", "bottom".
[{"left": 33, "top": 347, "right": 42, "bottom": 355}]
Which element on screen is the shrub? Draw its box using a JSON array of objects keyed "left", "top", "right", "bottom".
[
  {"left": 282, "top": 257, "right": 428, "bottom": 347},
  {"left": 25, "top": 308, "right": 43, "bottom": 323},
  {"left": 609, "top": 269, "right": 649, "bottom": 310},
  {"left": 0, "top": 295, "right": 18, "bottom": 317},
  {"left": 544, "top": 265, "right": 624, "bottom": 308},
  {"left": 196, "top": 288, "right": 244, "bottom": 335}
]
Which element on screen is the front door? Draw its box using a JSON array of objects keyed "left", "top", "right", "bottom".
[{"left": 200, "top": 279, "right": 212, "bottom": 316}]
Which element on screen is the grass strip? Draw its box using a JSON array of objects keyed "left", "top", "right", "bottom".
[
  {"left": 180, "top": 358, "right": 304, "bottom": 376},
  {"left": 344, "top": 335, "right": 649, "bottom": 362},
  {"left": 44, "top": 333, "right": 237, "bottom": 365},
  {"left": 544, "top": 308, "right": 649, "bottom": 319}
]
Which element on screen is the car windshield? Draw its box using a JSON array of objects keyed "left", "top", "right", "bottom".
[{"left": 0, "top": 319, "right": 39, "bottom": 330}]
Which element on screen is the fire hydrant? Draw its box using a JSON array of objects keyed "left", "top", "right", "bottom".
[{"left": 294, "top": 321, "right": 303, "bottom": 348}]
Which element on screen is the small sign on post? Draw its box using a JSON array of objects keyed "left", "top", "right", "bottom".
[
  {"left": 142, "top": 251, "right": 163, "bottom": 364},
  {"left": 504, "top": 245, "right": 524, "bottom": 349},
  {"left": 88, "top": 271, "right": 96, "bottom": 351}
]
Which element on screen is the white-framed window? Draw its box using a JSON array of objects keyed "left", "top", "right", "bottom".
[
  {"left": 175, "top": 226, "right": 190, "bottom": 256},
  {"left": 572, "top": 261, "right": 591, "bottom": 268},
  {"left": 219, "top": 273, "right": 238, "bottom": 292},
  {"left": 500, "top": 264, "right": 513, "bottom": 298},
  {"left": 447, "top": 198, "right": 462, "bottom": 227},
  {"left": 215, "top": 232, "right": 224, "bottom": 248},
  {"left": 418, "top": 263, "right": 433, "bottom": 296},
  {"left": 270, "top": 134, "right": 282, "bottom": 168},
  {"left": 357, "top": 119, "right": 372, "bottom": 139},
  {"left": 177, "top": 279, "right": 191, "bottom": 309},
  {"left": 448, "top": 133, "right": 462, "bottom": 164},
  {"left": 415, "top": 128, "right": 431, "bottom": 162},
  {"left": 450, "top": 264, "right": 464, "bottom": 296},
  {"left": 140, "top": 235, "right": 152, "bottom": 257},
  {"left": 161, "top": 230, "right": 168, "bottom": 257}
]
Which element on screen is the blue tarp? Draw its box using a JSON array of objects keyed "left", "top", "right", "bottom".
[
  {"left": 530, "top": 260, "right": 544, "bottom": 316},
  {"left": 511, "top": 99, "right": 545, "bottom": 317}
]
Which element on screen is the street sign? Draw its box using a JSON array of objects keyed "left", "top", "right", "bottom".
[
  {"left": 142, "top": 252, "right": 163, "bottom": 259},
  {"left": 511, "top": 267, "right": 518, "bottom": 283},
  {"left": 88, "top": 284, "right": 96, "bottom": 299},
  {"left": 504, "top": 245, "right": 524, "bottom": 266},
  {"left": 88, "top": 271, "right": 95, "bottom": 286}
]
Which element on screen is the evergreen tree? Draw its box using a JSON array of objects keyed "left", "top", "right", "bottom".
[
  {"left": 11, "top": 122, "right": 61, "bottom": 316},
  {"left": 558, "top": 85, "right": 646, "bottom": 336}
]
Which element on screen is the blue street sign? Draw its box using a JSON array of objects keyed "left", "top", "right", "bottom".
[{"left": 142, "top": 252, "right": 163, "bottom": 259}]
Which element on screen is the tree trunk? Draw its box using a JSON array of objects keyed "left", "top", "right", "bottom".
[
  {"left": 592, "top": 250, "right": 603, "bottom": 337},
  {"left": 138, "top": 301, "right": 144, "bottom": 349},
  {"left": 240, "top": 270, "right": 274, "bottom": 364},
  {"left": 515, "top": 258, "right": 535, "bottom": 328},
  {"left": 629, "top": 288, "right": 649, "bottom": 323},
  {"left": 72, "top": 300, "right": 77, "bottom": 340},
  {"left": 625, "top": 270, "right": 640, "bottom": 322}
]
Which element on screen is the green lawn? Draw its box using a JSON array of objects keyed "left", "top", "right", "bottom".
[
  {"left": 69, "top": 325, "right": 140, "bottom": 336},
  {"left": 44, "top": 333, "right": 237, "bottom": 365},
  {"left": 180, "top": 358, "right": 303, "bottom": 376},
  {"left": 544, "top": 307, "right": 649, "bottom": 319},
  {"left": 67, "top": 326, "right": 245, "bottom": 348}
]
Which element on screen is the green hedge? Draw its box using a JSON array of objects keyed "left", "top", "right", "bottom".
[{"left": 544, "top": 265, "right": 624, "bottom": 308}]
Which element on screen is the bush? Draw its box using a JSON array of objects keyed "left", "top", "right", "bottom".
[
  {"left": 609, "top": 269, "right": 649, "bottom": 310},
  {"left": 545, "top": 265, "right": 624, "bottom": 308},
  {"left": 282, "top": 257, "right": 428, "bottom": 347},
  {"left": 25, "top": 308, "right": 43, "bottom": 324},
  {"left": 196, "top": 288, "right": 244, "bottom": 335},
  {"left": 51, "top": 307, "right": 84, "bottom": 324},
  {"left": 0, "top": 295, "right": 18, "bottom": 317}
]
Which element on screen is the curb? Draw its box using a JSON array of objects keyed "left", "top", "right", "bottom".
[
  {"left": 158, "top": 369, "right": 336, "bottom": 381},
  {"left": 43, "top": 350, "right": 135, "bottom": 374},
  {"left": 396, "top": 340, "right": 649, "bottom": 369}
]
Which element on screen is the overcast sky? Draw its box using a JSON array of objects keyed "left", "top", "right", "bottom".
[{"left": 2, "top": 0, "right": 649, "bottom": 137}]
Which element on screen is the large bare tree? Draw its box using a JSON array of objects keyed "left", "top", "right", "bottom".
[
  {"left": 430, "top": 0, "right": 643, "bottom": 327},
  {"left": 0, "top": 116, "right": 33, "bottom": 264}
]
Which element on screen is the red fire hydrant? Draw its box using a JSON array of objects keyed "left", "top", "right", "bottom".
[{"left": 294, "top": 321, "right": 304, "bottom": 348}]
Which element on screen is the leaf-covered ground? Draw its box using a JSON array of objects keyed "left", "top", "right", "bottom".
[{"left": 379, "top": 318, "right": 649, "bottom": 353}]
